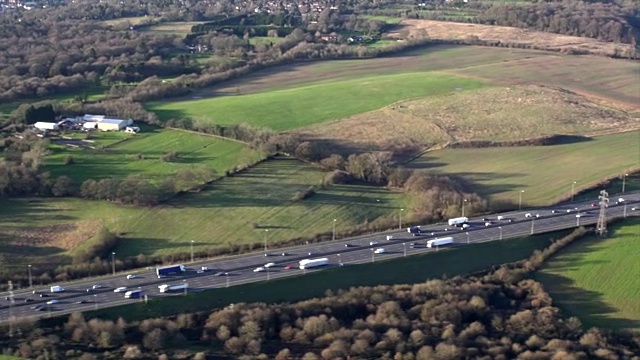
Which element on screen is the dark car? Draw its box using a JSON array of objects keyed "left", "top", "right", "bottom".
[
  {"left": 75, "top": 300, "right": 87, "bottom": 304},
  {"left": 24, "top": 298, "right": 34, "bottom": 303},
  {"left": 39, "top": 294, "right": 49, "bottom": 298}
]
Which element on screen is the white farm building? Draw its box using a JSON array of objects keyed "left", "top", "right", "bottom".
[
  {"left": 81, "top": 114, "right": 133, "bottom": 132},
  {"left": 33, "top": 122, "right": 59, "bottom": 131}
]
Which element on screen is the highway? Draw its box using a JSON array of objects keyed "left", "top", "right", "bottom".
[{"left": 1, "top": 192, "right": 638, "bottom": 323}]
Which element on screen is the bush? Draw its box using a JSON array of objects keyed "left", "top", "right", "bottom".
[
  {"left": 64, "top": 155, "right": 75, "bottom": 165},
  {"left": 161, "top": 151, "right": 179, "bottom": 162},
  {"left": 292, "top": 186, "right": 316, "bottom": 201}
]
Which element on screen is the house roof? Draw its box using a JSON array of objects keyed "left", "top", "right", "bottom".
[{"left": 100, "top": 119, "right": 126, "bottom": 124}]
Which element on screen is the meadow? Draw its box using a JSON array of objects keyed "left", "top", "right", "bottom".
[
  {"left": 296, "top": 85, "right": 637, "bottom": 153},
  {"left": 147, "top": 72, "right": 486, "bottom": 131},
  {"left": 536, "top": 219, "right": 640, "bottom": 332},
  {"left": 141, "top": 21, "right": 205, "bottom": 36},
  {"left": 406, "top": 131, "right": 640, "bottom": 206},
  {"left": 90, "top": 230, "right": 566, "bottom": 321},
  {"left": 0, "top": 157, "right": 407, "bottom": 271},
  {"left": 46, "top": 129, "right": 264, "bottom": 184}
]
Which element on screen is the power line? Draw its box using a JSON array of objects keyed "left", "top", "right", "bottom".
[{"left": 596, "top": 190, "right": 609, "bottom": 237}]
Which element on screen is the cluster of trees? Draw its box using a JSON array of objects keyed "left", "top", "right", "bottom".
[{"left": 2, "top": 227, "right": 638, "bottom": 359}]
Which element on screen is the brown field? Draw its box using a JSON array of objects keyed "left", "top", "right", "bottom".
[
  {"left": 142, "top": 21, "right": 206, "bottom": 35},
  {"left": 294, "top": 85, "right": 640, "bottom": 154},
  {"left": 389, "top": 19, "right": 636, "bottom": 58}
]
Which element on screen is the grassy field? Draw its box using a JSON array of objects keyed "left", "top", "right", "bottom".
[
  {"left": 88, "top": 230, "right": 566, "bottom": 321},
  {"left": 536, "top": 219, "right": 640, "bottom": 332},
  {"left": 46, "top": 128, "right": 264, "bottom": 184},
  {"left": 0, "top": 157, "right": 407, "bottom": 268},
  {"left": 248, "top": 36, "right": 285, "bottom": 46},
  {"left": 142, "top": 21, "right": 205, "bottom": 36},
  {"left": 295, "top": 85, "right": 637, "bottom": 153},
  {"left": 147, "top": 72, "right": 485, "bottom": 131},
  {"left": 406, "top": 131, "right": 640, "bottom": 206},
  {"left": 361, "top": 15, "right": 404, "bottom": 24},
  {"left": 0, "top": 86, "right": 107, "bottom": 115}
]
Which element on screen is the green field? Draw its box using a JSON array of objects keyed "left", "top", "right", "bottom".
[
  {"left": 0, "top": 157, "right": 407, "bottom": 266},
  {"left": 147, "top": 72, "right": 485, "bottom": 131},
  {"left": 361, "top": 15, "right": 404, "bottom": 24},
  {"left": 248, "top": 36, "right": 285, "bottom": 46},
  {"left": 0, "top": 86, "right": 107, "bottom": 115},
  {"left": 46, "top": 128, "right": 263, "bottom": 183},
  {"left": 141, "top": 21, "right": 204, "bottom": 35},
  {"left": 89, "top": 230, "right": 565, "bottom": 321},
  {"left": 536, "top": 219, "right": 640, "bottom": 332},
  {"left": 407, "top": 131, "right": 640, "bottom": 206}
]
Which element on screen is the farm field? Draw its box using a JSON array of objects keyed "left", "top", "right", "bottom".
[
  {"left": 45, "top": 129, "right": 264, "bottom": 184},
  {"left": 406, "top": 131, "right": 640, "bottom": 206},
  {"left": 92, "top": 230, "right": 566, "bottom": 321},
  {"left": 0, "top": 157, "right": 407, "bottom": 269},
  {"left": 141, "top": 21, "right": 205, "bottom": 35},
  {"left": 248, "top": 36, "right": 285, "bottom": 46},
  {"left": 163, "top": 45, "right": 640, "bottom": 121},
  {"left": 295, "top": 85, "right": 638, "bottom": 153},
  {"left": 389, "top": 19, "right": 636, "bottom": 58},
  {"left": 148, "top": 72, "right": 485, "bottom": 131},
  {"left": 536, "top": 219, "right": 640, "bottom": 332}
]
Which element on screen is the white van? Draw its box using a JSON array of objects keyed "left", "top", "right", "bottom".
[{"left": 50, "top": 286, "right": 65, "bottom": 293}]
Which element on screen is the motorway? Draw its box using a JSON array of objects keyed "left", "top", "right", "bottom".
[{"left": 1, "top": 192, "right": 639, "bottom": 322}]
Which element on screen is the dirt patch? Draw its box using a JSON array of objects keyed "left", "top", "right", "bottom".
[
  {"left": 8, "top": 220, "right": 102, "bottom": 250},
  {"left": 293, "top": 85, "right": 639, "bottom": 155},
  {"left": 388, "top": 20, "right": 635, "bottom": 57}
]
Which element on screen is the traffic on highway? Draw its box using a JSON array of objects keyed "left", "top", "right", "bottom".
[{"left": 1, "top": 192, "right": 638, "bottom": 322}]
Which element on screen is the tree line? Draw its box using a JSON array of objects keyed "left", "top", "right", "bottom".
[{"left": 1, "top": 227, "right": 638, "bottom": 359}]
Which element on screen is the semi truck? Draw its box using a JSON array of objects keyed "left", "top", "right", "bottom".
[
  {"left": 299, "top": 258, "right": 329, "bottom": 270},
  {"left": 156, "top": 264, "right": 186, "bottom": 278},
  {"left": 427, "top": 237, "right": 454, "bottom": 248},
  {"left": 448, "top": 217, "right": 469, "bottom": 227},
  {"left": 158, "top": 283, "right": 189, "bottom": 293},
  {"left": 124, "top": 290, "right": 143, "bottom": 299},
  {"left": 50, "top": 286, "right": 65, "bottom": 293}
]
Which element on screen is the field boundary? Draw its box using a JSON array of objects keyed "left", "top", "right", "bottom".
[{"left": 166, "top": 127, "right": 253, "bottom": 146}]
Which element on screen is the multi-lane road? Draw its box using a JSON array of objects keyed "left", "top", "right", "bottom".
[{"left": 1, "top": 192, "right": 638, "bottom": 322}]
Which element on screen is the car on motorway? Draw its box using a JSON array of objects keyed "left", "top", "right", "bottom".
[
  {"left": 214, "top": 272, "right": 228, "bottom": 276},
  {"left": 264, "top": 262, "right": 276, "bottom": 268},
  {"left": 281, "top": 252, "right": 287, "bottom": 256},
  {"left": 369, "top": 241, "right": 378, "bottom": 246},
  {"left": 409, "top": 242, "right": 418, "bottom": 246},
  {"left": 92, "top": 285, "right": 102, "bottom": 290},
  {"left": 253, "top": 267, "right": 266, "bottom": 273},
  {"left": 344, "top": 243, "right": 352, "bottom": 247},
  {"left": 24, "top": 298, "right": 33, "bottom": 303},
  {"left": 46, "top": 299, "right": 59, "bottom": 305},
  {"left": 632, "top": 207, "right": 637, "bottom": 211},
  {"left": 201, "top": 266, "right": 210, "bottom": 271},
  {"left": 114, "top": 287, "right": 128, "bottom": 293},
  {"left": 525, "top": 213, "right": 532, "bottom": 218},
  {"left": 618, "top": 197, "right": 625, "bottom": 203},
  {"left": 196, "top": 270, "right": 205, "bottom": 274},
  {"left": 284, "top": 265, "right": 296, "bottom": 270},
  {"left": 75, "top": 300, "right": 87, "bottom": 304},
  {"left": 374, "top": 248, "right": 386, "bottom": 254},
  {"left": 551, "top": 210, "right": 557, "bottom": 213},
  {"left": 497, "top": 215, "right": 505, "bottom": 220},
  {"left": 39, "top": 294, "right": 49, "bottom": 298},
  {"left": 485, "top": 221, "right": 493, "bottom": 227},
  {"left": 566, "top": 209, "right": 572, "bottom": 213},
  {"left": 31, "top": 305, "right": 43, "bottom": 310},
  {"left": 535, "top": 214, "right": 541, "bottom": 218},
  {"left": 126, "top": 274, "right": 136, "bottom": 279},
  {"left": 591, "top": 203, "right": 597, "bottom": 207}
]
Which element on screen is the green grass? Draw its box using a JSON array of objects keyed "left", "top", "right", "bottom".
[
  {"left": 0, "top": 157, "right": 407, "bottom": 262},
  {"left": 88, "top": 230, "right": 566, "bottom": 322},
  {"left": 45, "top": 128, "right": 264, "bottom": 184},
  {"left": 248, "top": 36, "right": 285, "bottom": 45},
  {"left": 0, "top": 86, "right": 107, "bottom": 114},
  {"left": 147, "top": 72, "right": 485, "bottom": 131},
  {"left": 360, "top": 15, "right": 404, "bottom": 24},
  {"left": 0, "top": 356, "right": 24, "bottom": 360},
  {"left": 407, "top": 131, "right": 640, "bottom": 206},
  {"left": 536, "top": 219, "right": 640, "bottom": 332},
  {"left": 141, "top": 21, "right": 205, "bottom": 35},
  {"left": 366, "top": 39, "right": 400, "bottom": 48}
]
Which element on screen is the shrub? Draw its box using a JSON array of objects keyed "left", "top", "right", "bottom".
[
  {"left": 292, "top": 186, "right": 316, "bottom": 201},
  {"left": 64, "top": 155, "right": 75, "bottom": 165},
  {"left": 161, "top": 151, "right": 179, "bottom": 162}
]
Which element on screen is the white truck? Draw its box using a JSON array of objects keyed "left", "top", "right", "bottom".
[
  {"left": 299, "top": 258, "right": 329, "bottom": 270},
  {"left": 158, "top": 283, "right": 189, "bottom": 293},
  {"left": 50, "top": 286, "right": 65, "bottom": 293},
  {"left": 448, "top": 217, "right": 468, "bottom": 227},
  {"left": 427, "top": 237, "right": 454, "bottom": 248}
]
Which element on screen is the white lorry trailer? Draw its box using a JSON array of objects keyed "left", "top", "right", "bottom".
[
  {"left": 50, "top": 286, "right": 65, "bottom": 293},
  {"left": 427, "top": 237, "right": 454, "bottom": 248},
  {"left": 299, "top": 258, "right": 329, "bottom": 270},
  {"left": 448, "top": 217, "right": 469, "bottom": 227},
  {"left": 158, "top": 283, "right": 189, "bottom": 293}
]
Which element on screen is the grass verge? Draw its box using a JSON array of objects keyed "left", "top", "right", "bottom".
[
  {"left": 536, "top": 218, "right": 640, "bottom": 332},
  {"left": 88, "top": 230, "right": 568, "bottom": 321}
]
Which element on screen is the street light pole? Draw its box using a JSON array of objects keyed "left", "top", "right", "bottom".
[
  {"left": 337, "top": 254, "right": 342, "bottom": 266},
  {"left": 398, "top": 208, "right": 404, "bottom": 230},
  {"left": 28, "top": 265, "right": 32, "bottom": 289},
  {"left": 499, "top": 227, "right": 503, "bottom": 240},
  {"left": 519, "top": 190, "right": 524, "bottom": 211},
  {"left": 403, "top": 243, "right": 407, "bottom": 257},
  {"left": 571, "top": 181, "right": 577, "bottom": 201},
  {"left": 371, "top": 250, "right": 375, "bottom": 263},
  {"left": 462, "top": 199, "right": 467, "bottom": 217},
  {"left": 190, "top": 240, "right": 194, "bottom": 263},
  {"left": 111, "top": 252, "right": 116, "bottom": 275},
  {"left": 576, "top": 214, "right": 581, "bottom": 226},
  {"left": 466, "top": 232, "right": 469, "bottom": 244},
  {"left": 225, "top": 273, "right": 230, "bottom": 288},
  {"left": 266, "top": 268, "right": 270, "bottom": 281},
  {"left": 332, "top": 219, "right": 337, "bottom": 241},
  {"left": 622, "top": 173, "right": 628, "bottom": 193},
  {"left": 263, "top": 229, "right": 269, "bottom": 253},
  {"left": 624, "top": 203, "right": 627, "bottom": 218}
]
